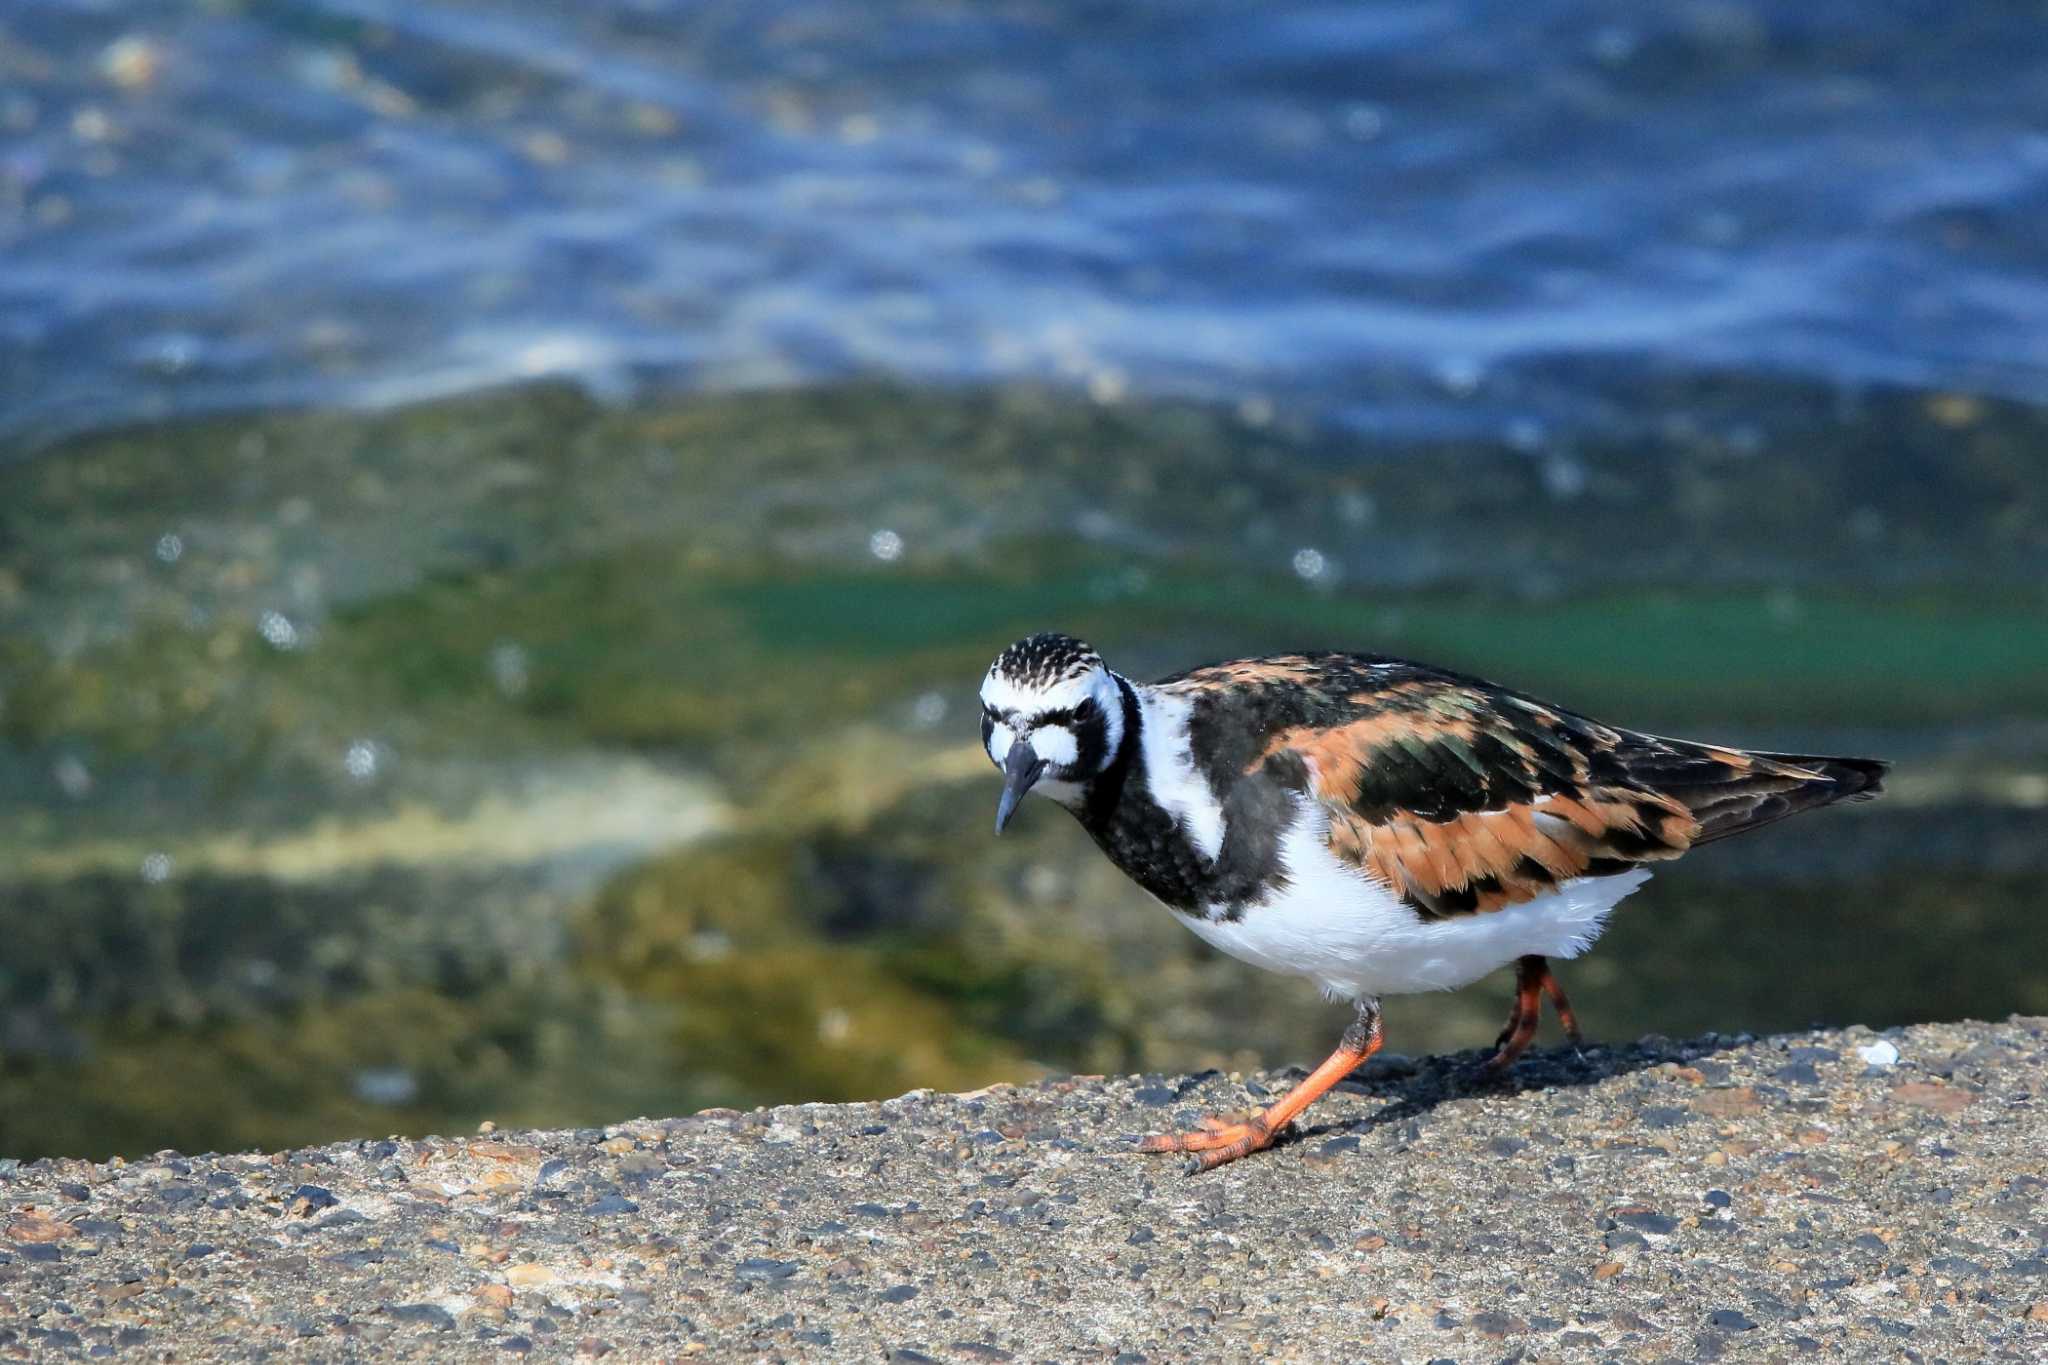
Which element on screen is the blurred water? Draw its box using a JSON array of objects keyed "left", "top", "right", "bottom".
[{"left": 5, "top": 0, "right": 2048, "bottom": 446}]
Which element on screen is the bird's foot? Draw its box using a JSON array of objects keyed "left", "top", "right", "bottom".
[
  {"left": 1136, "top": 1112, "right": 1282, "bottom": 1172},
  {"left": 1470, "top": 1044, "right": 1526, "bottom": 1084},
  {"left": 1135, "top": 1000, "right": 1384, "bottom": 1173}
]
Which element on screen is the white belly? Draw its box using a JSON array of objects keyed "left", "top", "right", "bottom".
[{"left": 1176, "top": 800, "right": 1651, "bottom": 1001}]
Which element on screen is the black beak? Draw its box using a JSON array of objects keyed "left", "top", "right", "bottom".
[{"left": 994, "top": 741, "right": 1048, "bottom": 834}]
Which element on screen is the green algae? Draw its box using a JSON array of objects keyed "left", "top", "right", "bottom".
[{"left": 573, "top": 837, "right": 1039, "bottom": 1106}]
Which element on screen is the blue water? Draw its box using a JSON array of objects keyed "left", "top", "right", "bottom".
[{"left": 4, "top": 0, "right": 2048, "bottom": 446}]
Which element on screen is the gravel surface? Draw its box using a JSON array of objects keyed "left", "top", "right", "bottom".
[{"left": 5, "top": 1018, "right": 2047, "bottom": 1361}]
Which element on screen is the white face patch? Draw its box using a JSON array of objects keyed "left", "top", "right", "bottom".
[
  {"left": 1030, "top": 725, "right": 1078, "bottom": 766},
  {"left": 985, "top": 720, "right": 1017, "bottom": 766}
]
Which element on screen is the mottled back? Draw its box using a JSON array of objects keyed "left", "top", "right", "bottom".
[{"left": 1158, "top": 653, "right": 1886, "bottom": 920}]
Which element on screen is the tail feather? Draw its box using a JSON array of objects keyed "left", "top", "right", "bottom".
[
  {"left": 1615, "top": 731, "right": 1887, "bottom": 847},
  {"left": 1681, "top": 748, "right": 1888, "bottom": 845}
]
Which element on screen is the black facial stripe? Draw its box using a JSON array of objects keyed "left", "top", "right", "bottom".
[
  {"left": 1008, "top": 703, "right": 1110, "bottom": 777},
  {"left": 1023, "top": 699, "right": 1096, "bottom": 729},
  {"left": 1067, "top": 706, "right": 1109, "bottom": 774}
]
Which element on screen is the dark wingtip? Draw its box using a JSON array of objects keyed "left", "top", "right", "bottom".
[
  {"left": 1683, "top": 748, "right": 1891, "bottom": 845},
  {"left": 1819, "top": 755, "right": 1890, "bottom": 801},
  {"left": 1747, "top": 750, "right": 1890, "bottom": 803}
]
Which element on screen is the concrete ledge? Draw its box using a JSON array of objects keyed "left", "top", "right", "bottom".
[{"left": 4, "top": 1019, "right": 2047, "bottom": 1361}]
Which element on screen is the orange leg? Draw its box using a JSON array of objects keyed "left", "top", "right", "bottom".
[
  {"left": 1137, "top": 1002, "right": 1382, "bottom": 1172},
  {"left": 1482, "top": 957, "right": 1545, "bottom": 1073},
  {"left": 1541, "top": 963, "right": 1584, "bottom": 1046},
  {"left": 1483, "top": 955, "right": 1583, "bottom": 1073}
]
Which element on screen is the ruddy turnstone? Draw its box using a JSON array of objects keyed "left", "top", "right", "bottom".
[{"left": 979, "top": 633, "right": 1887, "bottom": 1170}]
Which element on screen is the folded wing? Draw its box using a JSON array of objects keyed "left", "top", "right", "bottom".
[{"left": 1165, "top": 655, "right": 1885, "bottom": 921}]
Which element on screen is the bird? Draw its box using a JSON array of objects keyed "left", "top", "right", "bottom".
[{"left": 978, "top": 632, "right": 1887, "bottom": 1171}]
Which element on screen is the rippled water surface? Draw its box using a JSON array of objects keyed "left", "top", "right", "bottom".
[
  {"left": 6, "top": 0, "right": 2048, "bottom": 442},
  {"left": 2, "top": 2, "right": 2047, "bottom": 1159}
]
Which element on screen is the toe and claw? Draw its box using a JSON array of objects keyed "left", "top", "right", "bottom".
[{"left": 1135, "top": 1114, "right": 1275, "bottom": 1172}]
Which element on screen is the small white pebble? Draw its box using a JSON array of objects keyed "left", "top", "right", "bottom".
[
  {"left": 1857, "top": 1040, "right": 1900, "bottom": 1068},
  {"left": 1291, "top": 547, "right": 1327, "bottom": 582},
  {"left": 868, "top": 529, "right": 904, "bottom": 562},
  {"left": 342, "top": 739, "right": 381, "bottom": 782},
  {"left": 257, "top": 609, "right": 300, "bottom": 650}
]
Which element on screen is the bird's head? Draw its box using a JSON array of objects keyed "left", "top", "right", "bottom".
[{"left": 980, "top": 632, "right": 1127, "bottom": 832}]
